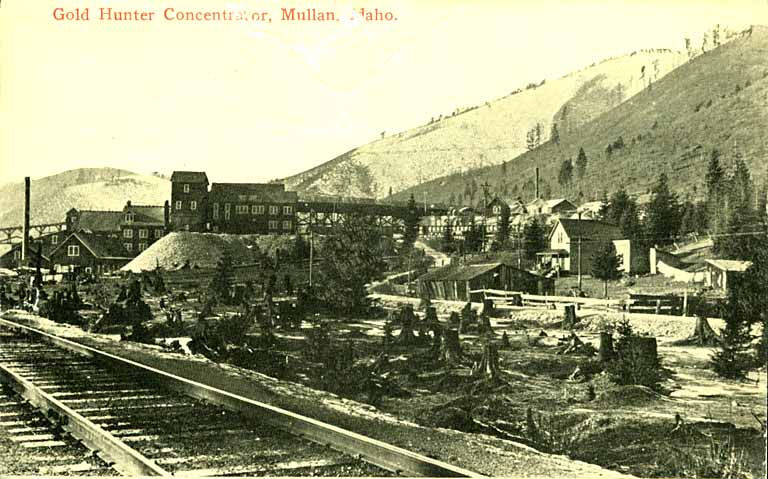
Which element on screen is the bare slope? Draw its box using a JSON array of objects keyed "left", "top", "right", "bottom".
[
  {"left": 0, "top": 168, "right": 170, "bottom": 227},
  {"left": 284, "top": 50, "right": 687, "bottom": 198},
  {"left": 395, "top": 26, "right": 768, "bottom": 205}
]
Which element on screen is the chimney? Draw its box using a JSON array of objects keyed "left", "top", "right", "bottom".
[
  {"left": 535, "top": 167, "right": 540, "bottom": 199},
  {"left": 22, "top": 177, "right": 30, "bottom": 266},
  {"left": 163, "top": 200, "right": 170, "bottom": 229}
]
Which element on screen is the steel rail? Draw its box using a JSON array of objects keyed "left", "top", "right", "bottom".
[
  {"left": 0, "top": 318, "right": 484, "bottom": 477},
  {"left": 0, "top": 361, "right": 172, "bottom": 476}
]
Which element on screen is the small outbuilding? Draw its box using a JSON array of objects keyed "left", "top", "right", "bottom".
[
  {"left": 417, "top": 262, "right": 553, "bottom": 301},
  {"left": 704, "top": 259, "right": 752, "bottom": 293}
]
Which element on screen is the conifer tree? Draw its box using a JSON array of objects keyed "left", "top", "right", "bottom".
[
  {"left": 575, "top": 147, "right": 588, "bottom": 179},
  {"left": 645, "top": 173, "right": 680, "bottom": 246},
  {"left": 403, "top": 193, "right": 421, "bottom": 248},
  {"left": 591, "top": 242, "right": 622, "bottom": 298}
]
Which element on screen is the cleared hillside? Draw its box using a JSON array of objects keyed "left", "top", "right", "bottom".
[
  {"left": 0, "top": 168, "right": 170, "bottom": 227},
  {"left": 284, "top": 49, "right": 688, "bottom": 198},
  {"left": 395, "top": 26, "right": 768, "bottom": 206}
]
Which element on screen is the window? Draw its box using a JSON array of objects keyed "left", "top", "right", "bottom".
[
  {"left": 175, "top": 201, "right": 182, "bottom": 210},
  {"left": 67, "top": 245, "right": 80, "bottom": 257},
  {"left": 51, "top": 235, "right": 58, "bottom": 244},
  {"left": 268, "top": 220, "right": 279, "bottom": 230},
  {"left": 125, "top": 213, "right": 135, "bottom": 223},
  {"left": 213, "top": 203, "right": 219, "bottom": 219},
  {"left": 191, "top": 201, "right": 197, "bottom": 211},
  {"left": 123, "top": 229, "right": 133, "bottom": 239},
  {"left": 282, "top": 220, "right": 292, "bottom": 230},
  {"left": 283, "top": 206, "right": 293, "bottom": 215},
  {"left": 138, "top": 243, "right": 148, "bottom": 252},
  {"left": 235, "top": 205, "right": 249, "bottom": 214},
  {"left": 269, "top": 205, "right": 279, "bottom": 215},
  {"left": 124, "top": 243, "right": 133, "bottom": 252},
  {"left": 139, "top": 229, "right": 148, "bottom": 239},
  {"left": 85, "top": 267, "right": 92, "bottom": 274},
  {"left": 154, "top": 229, "right": 163, "bottom": 239},
  {"left": 252, "top": 205, "right": 265, "bottom": 215},
  {"left": 224, "top": 204, "right": 231, "bottom": 220},
  {"left": 183, "top": 184, "right": 190, "bottom": 193}
]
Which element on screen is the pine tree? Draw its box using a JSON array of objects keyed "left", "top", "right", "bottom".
[
  {"left": 495, "top": 204, "right": 510, "bottom": 248},
  {"left": 711, "top": 245, "right": 767, "bottom": 378},
  {"left": 522, "top": 218, "right": 545, "bottom": 259},
  {"left": 715, "top": 159, "right": 759, "bottom": 259},
  {"left": 591, "top": 242, "right": 622, "bottom": 298},
  {"left": 645, "top": 173, "right": 680, "bottom": 246},
  {"left": 558, "top": 159, "right": 573, "bottom": 188},
  {"left": 619, "top": 204, "right": 641, "bottom": 240},
  {"left": 575, "top": 147, "right": 588, "bottom": 179},
  {"left": 403, "top": 193, "right": 421, "bottom": 248},
  {"left": 441, "top": 220, "right": 455, "bottom": 253},
  {"left": 550, "top": 122, "right": 560, "bottom": 145}
]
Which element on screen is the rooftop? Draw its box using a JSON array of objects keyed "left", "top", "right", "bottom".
[
  {"left": 553, "top": 218, "right": 623, "bottom": 240},
  {"left": 171, "top": 171, "right": 209, "bottom": 183},
  {"left": 705, "top": 259, "right": 753, "bottom": 272},
  {"left": 71, "top": 210, "right": 124, "bottom": 233}
]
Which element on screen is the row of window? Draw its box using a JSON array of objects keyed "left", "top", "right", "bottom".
[
  {"left": 211, "top": 221, "right": 292, "bottom": 232},
  {"left": 175, "top": 200, "right": 198, "bottom": 211},
  {"left": 124, "top": 243, "right": 148, "bottom": 252},
  {"left": 211, "top": 204, "right": 293, "bottom": 220},
  {"left": 123, "top": 228, "right": 164, "bottom": 239}
]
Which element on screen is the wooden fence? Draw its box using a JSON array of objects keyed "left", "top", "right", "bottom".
[{"left": 470, "top": 288, "right": 723, "bottom": 318}]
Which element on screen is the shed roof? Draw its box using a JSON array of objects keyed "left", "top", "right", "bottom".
[
  {"left": 419, "top": 262, "right": 503, "bottom": 282},
  {"left": 705, "top": 259, "right": 753, "bottom": 272}
]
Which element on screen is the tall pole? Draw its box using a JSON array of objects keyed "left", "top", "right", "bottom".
[
  {"left": 22, "top": 177, "right": 30, "bottom": 267},
  {"left": 308, "top": 211, "right": 314, "bottom": 288},
  {"left": 577, "top": 211, "right": 582, "bottom": 292}
]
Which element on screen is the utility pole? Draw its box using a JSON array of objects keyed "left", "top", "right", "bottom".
[
  {"left": 577, "top": 210, "right": 583, "bottom": 292},
  {"left": 308, "top": 210, "right": 314, "bottom": 288},
  {"left": 480, "top": 181, "right": 491, "bottom": 252}
]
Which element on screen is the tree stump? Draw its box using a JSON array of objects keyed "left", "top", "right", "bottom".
[
  {"left": 563, "top": 304, "right": 578, "bottom": 329},
  {"left": 678, "top": 316, "right": 721, "bottom": 346},
  {"left": 478, "top": 313, "right": 495, "bottom": 336},
  {"left": 471, "top": 340, "right": 502, "bottom": 380},
  {"left": 481, "top": 298, "right": 495, "bottom": 318},
  {"left": 397, "top": 305, "right": 418, "bottom": 345},
  {"left": 439, "top": 329, "right": 464, "bottom": 366},
  {"left": 598, "top": 331, "right": 615, "bottom": 362}
]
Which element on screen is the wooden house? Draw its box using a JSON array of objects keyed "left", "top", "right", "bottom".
[
  {"left": 49, "top": 231, "right": 133, "bottom": 275},
  {"left": 417, "top": 262, "right": 553, "bottom": 301}
]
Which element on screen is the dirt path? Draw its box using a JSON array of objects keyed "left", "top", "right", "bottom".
[{"left": 415, "top": 240, "right": 450, "bottom": 267}]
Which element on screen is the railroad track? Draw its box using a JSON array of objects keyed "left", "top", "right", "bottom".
[{"left": 0, "top": 318, "right": 482, "bottom": 477}]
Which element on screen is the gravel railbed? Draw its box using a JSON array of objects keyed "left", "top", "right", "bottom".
[{"left": 0, "top": 329, "right": 392, "bottom": 477}]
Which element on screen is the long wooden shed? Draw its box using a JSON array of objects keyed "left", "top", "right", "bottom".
[{"left": 417, "top": 262, "right": 552, "bottom": 301}]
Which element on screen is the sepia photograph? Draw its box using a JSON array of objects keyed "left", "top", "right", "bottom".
[{"left": 0, "top": 0, "right": 766, "bottom": 477}]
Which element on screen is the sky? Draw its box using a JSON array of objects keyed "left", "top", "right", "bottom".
[{"left": 1, "top": 0, "right": 765, "bottom": 185}]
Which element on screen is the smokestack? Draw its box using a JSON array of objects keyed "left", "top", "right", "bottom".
[
  {"left": 22, "top": 177, "right": 30, "bottom": 266},
  {"left": 535, "top": 167, "right": 540, "bottom": 199},
  {"left": 163, "top": 200, "right": 170, "bottom": 229}
]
